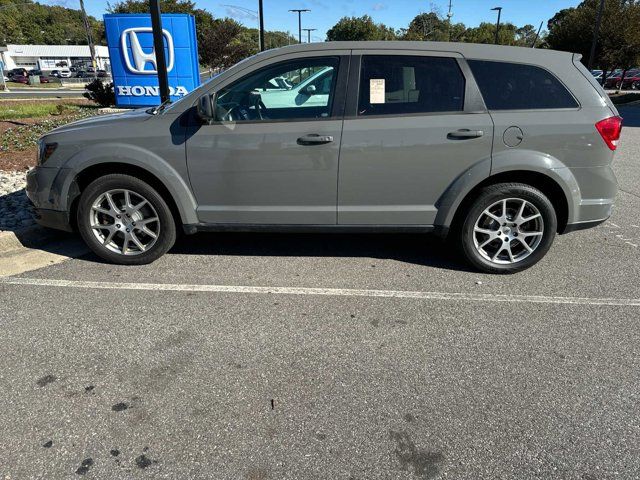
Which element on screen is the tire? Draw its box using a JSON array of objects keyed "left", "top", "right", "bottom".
[
  {"left": 457, "top": 183, "right": 557, "bottom": 274},
  {"left": 77, "top": 174, "right": 176, "bottom": 265}
]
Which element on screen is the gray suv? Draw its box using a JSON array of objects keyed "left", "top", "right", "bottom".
[{"left": 27, "top": 42, "right": 620, "bottom": 273}]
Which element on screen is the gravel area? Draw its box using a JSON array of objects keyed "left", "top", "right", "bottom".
[{"left": 0, "top": 171, "right": 36, "bottom": 232}]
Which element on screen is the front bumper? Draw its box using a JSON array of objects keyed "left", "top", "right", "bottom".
[
  {"left": 32, "top": 208, "right": 73, "bottom": 232},
  {"left": 26, "top": 166, "right": 74, "bottom": 232}
]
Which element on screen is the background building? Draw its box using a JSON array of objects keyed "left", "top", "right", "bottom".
[{"left": 0, "top": 44, "right": 109, "bottom": 72}]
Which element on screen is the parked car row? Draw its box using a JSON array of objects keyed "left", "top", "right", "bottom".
[
  {"left": 9, "top": 74, "right": 51, "bottom": 84},
  {"left": 591, "top": 68, "right": 640, "bottom": 89},
  {"left": 2, "top": 67, "right": 110, "bottom": 84}
]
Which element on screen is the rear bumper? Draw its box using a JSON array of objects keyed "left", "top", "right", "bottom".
[{"left": 563, "top": 216, "right": 610, "bottom": 234}]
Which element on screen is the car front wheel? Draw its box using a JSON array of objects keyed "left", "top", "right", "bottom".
[
  {"left": 77, "top": 174, "right": 176, "bottom": 265},
  {"left": 458, "top": 183, "right": 557, "bottom": 274}
]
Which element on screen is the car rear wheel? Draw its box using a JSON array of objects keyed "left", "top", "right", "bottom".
[
  {"left": 77, "top": 174, "right": 176, "bottom": 265},
  {"left": 458, "top": 183, "right": 557, "bottom": 274}
]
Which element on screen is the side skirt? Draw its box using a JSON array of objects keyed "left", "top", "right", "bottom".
[{"left": 183, "top": 224, "right": 435, "bottom": 235}]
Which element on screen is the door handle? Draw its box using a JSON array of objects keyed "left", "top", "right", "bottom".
[
  {"left": 297, "top": 134, "right": 334, "bottom": 146},
  {"left": 447, "top": 129, "right": 484, "bottom": 140}
]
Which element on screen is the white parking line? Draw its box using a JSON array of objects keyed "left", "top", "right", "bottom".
[{"left": 2, "top": 277, "right": 640, "bottom": 307}]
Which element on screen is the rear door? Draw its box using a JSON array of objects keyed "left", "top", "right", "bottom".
[{"left": 337, "top": 50, "right": 493, "bottom": 225}]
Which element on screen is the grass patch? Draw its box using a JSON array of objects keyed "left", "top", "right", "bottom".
[
  {"left": 0, "top": 101, "right": 96, "bottom": 120},
  {"left": 1, "top": 109, "right": 99, "bottom": 154}
]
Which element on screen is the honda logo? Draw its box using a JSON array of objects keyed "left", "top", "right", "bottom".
[{"left": 120, "top": 27, "right": 175, "bottom": 74}]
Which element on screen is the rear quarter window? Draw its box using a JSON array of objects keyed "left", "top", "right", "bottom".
[{"left": 468, "top": 59, "right": 578, "bottom": 110}]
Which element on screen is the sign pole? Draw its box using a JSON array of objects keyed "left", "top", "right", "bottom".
[
  {"left": 149, "top": 0, "right": 170, "bottom": 103},
  {"left": 258, "top": 0, "right": 265, "bottom": 52},
  {"left": 0, "top": 61, "right": 10, "bottom": 93}
]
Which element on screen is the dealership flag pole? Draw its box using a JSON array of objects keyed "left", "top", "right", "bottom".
[{"left": 149, "top": 0, "right": 170, "bottom": 104}]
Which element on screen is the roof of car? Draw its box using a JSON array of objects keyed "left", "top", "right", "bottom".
[{"left": 255, "top": 41, "right": 577, "bottom": 63}]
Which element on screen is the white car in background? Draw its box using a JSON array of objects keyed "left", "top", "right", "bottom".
[
  {"left": 51, "top": 69, "right": 71, "bottom": 78},
  {"left": 258, "top": 66, "right": 334, "bottom": 109}
]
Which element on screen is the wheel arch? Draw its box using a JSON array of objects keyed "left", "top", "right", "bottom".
[
  {"left": 437, "top": 167, "right": 578, "bottom": 236},
  {"left": 65, "top": 161, "right": 198, "bottom": 231}
]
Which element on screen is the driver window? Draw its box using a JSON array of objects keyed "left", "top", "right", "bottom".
[{"left": 214, "top": 57, "right": 340, "bottom": 122}]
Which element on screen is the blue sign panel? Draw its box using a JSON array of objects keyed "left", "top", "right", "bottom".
[{"left": 104, "top": 13, "right": 200, "bottom": 107}]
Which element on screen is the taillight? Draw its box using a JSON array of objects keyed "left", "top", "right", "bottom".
[{"left": 595, "top": 116, "right": 622, "bottom": 151}]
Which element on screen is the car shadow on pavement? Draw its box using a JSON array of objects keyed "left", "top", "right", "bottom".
[{"left": 168, "top": 231, "right": 476, "bottom": 272}]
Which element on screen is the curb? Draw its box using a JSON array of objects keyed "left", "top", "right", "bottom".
[{"left": 0, "top": 224, "right": 70, "bottom": 255}]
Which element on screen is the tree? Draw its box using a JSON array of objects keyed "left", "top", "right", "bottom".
[
  {"left": 108, "top": 0, "right": 215, "bottom": 56},
  {"left": 402, "top": 12, "right": 449, "bottom": 41},
  {"left": 463, "top": 21, "right": 519, "bottom": 45},
  {"left": 108, "top": 0, "right": 297, "bottom": 69},
  {"left": 326, "top": 15, "right": 396, "bottom": 41},
  {"left": 198, "top": 18, "right": 253, "bottom": 70},
  {"left": 0, "top": 0, "right": 104, "bottom": 45},
  {"left": 546, "top": 0, "right": 640, "bottom": 76}
]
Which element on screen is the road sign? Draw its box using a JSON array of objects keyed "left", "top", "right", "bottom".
[{"left": 104, "top": 13, "right": 200, "bottom": 107}]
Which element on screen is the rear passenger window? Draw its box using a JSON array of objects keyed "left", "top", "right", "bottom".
[
  {"left": 468, "top": 60, "right": 578, "bottom": 110},
  {"left": 358, "top": 55, "right": 465, "bottom": 116}
]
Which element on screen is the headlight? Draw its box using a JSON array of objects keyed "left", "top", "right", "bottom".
[{"left": 38, "top": 140, "right": 58, "bottom": 165}]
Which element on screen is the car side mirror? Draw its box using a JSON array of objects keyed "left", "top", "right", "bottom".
[
  {"left": 197, "top": 94, "right": 216, "bottom": 124},
  {"left": 301, "top": 84, "right": 316, "bottom": 96}
]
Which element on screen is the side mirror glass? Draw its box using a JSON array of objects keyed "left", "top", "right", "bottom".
[{"left": 197, "top": 94, "right": 215, "bottom": 124}]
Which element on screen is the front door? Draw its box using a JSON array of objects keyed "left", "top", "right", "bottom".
[
  {"left": 338, "top": 52, "right": 494, "bottom": 225},
  {"left": 186, "top": 54, "right": 349, "bottom": 224}
]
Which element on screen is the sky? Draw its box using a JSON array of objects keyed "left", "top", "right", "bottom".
[{"left": 44, "top": 0, "right": 582, "bottom": 42}]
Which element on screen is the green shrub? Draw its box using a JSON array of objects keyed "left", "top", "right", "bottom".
[{"left": 83, "top": 79, "right": 115, "bottom": 107}]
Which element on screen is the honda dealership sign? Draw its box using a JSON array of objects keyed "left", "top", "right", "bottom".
[{"left": 104, "top": 14, "right": 200, "bottom": 107}]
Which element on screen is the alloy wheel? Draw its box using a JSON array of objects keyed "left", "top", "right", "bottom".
[
  {"left": 472, "top": 198, "right": 544, "bottom": 265},
  {"left": 89, "top": 189, "right": 160, "bottom": 256}
]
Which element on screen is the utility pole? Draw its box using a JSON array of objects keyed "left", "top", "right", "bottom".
[
  {"left": 258, "top": 0, "right": 265, "bottom": 51},
  {"left": 78, "top": 0, "right": 97, "bottom": 77},
  {"left": 302, "top": 28, "right": 316, "bottom": 43},
  {"left": 491, "top": 6, "right": 502, "bottom": 45},
  {"left": 149, "top": 0, "right": 170, "bottom": 103},
  {"left": 288, "top": 9, "right": 310, "bottom": 43},
  {"left": 446, "top": 0, "right": 453, "bottom": 41},
  {"left": 588, "top": 0, "right": 605, "bottom": 70}
]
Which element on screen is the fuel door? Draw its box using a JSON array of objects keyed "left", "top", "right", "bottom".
[{"left": 503, "top": 126, "right": 524, "bottom": 148}]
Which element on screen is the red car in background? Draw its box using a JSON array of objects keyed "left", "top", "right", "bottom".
[
  {"left": 10, "top": 74, "right": 51, "bottom": 84},
  {"left": 603, "top": 69, "right": 640, "bottom": 89}
]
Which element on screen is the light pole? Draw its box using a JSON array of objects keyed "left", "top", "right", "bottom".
[
  {"left": 79, "top": 0, "right": 97, "bottom": 77},
  {"left": 288, "top": 9, "right": 310, "bottom": 43},
  {"left": 258, "top": 0, "right": 265, "bottom": 51},
  {"left": 446, "top": 0, "right": 453, "bottom": 41},
  {"left": 302, "top": 28, "right": 316, "bottom": 43},
  {"left": 491, "top": 6, "right": 502, "bottom": 45},
  {"left": 588, "top": 0, "right": 605, "bottom": 70}
]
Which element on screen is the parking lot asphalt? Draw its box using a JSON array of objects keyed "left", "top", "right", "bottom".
[{"left": 1, "top": 107, "right": 639, "bottom": 479}]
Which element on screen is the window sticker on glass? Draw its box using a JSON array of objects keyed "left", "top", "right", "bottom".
[{"left": 370, "top": 79, "right": 385, "bottom": 104}]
